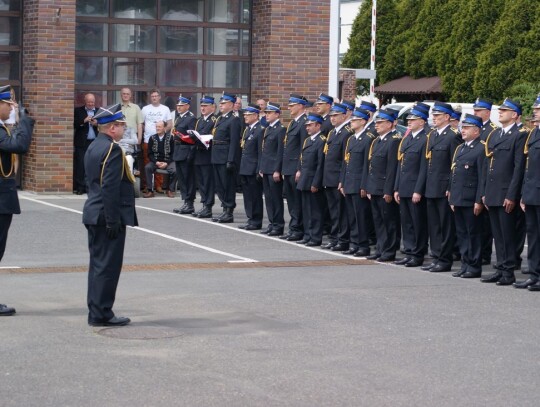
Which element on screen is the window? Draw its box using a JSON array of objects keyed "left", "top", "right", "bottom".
[
  {"left": 0, "top": 2, "right": 20, "bottom": 98},
  {"left": 75, "top": 0, "right": 252, "bottom": 109}
]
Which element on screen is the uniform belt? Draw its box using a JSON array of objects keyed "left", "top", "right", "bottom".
[{"left": 212, "top": 140, "right": 229, "bottom": 145}]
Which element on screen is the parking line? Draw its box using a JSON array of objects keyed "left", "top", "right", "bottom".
[{"left": 20, "top": 196, "right": 257, "bottom": 263}]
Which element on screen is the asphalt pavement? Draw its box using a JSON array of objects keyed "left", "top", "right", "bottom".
[{"left": 1, "top": 191, "right": 538, "bottom": 407}]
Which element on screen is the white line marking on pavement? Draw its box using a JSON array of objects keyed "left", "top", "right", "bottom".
[
  {"left": 20, "top": 197, "right": 257, "bottom": 263},
  {"left": 136, "top": 205, "right": 367, "bottom": 259},
  {"left": 0, "top": 266, "right": 20, "bottom": 269}
]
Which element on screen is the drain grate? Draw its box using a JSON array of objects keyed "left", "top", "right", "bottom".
[{"left": 96, "top": 325, "right": 184, "bottom": 340}]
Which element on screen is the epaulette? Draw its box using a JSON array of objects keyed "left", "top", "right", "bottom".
[
  {"left": 489, "top": 122, "right": 498, "bottom": 128},
  {"left": 187, "top": 111, "right": 194, "bottom": 116},
  {"left": 480, "top": 140, "right": 486, "bottom": 144},
  {"left": 519, "top": 126, "right": 530, "bottom": 133},
  {"left": 450, "top": 127, "right": 459, "bottom": 133},
  {"left": 319, "top": 134, "right": 327, "bottom": 142},
  {"left": 366, "top": 132, "right": 375, "bottom": 139},
  {"left": 211, "top": 116, "right": 217, "bottom": 122},
  {"left": 392, "top": 134, "right": 402, "bottom": 139},
  {"left": 345, "top": 125, "right": 352, "bottom": 133}
]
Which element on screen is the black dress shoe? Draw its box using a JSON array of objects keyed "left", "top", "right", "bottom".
[
  {"left": 179, "top": 205, "right": 195, "bottom": 214},
  {"left": 421, "top": 263, "right": 436, "bottom": 271},
  {"left": 527, "top": 282, "right": 540, "bottom": 291},
  {"left": 173, "top": 207, "right": 182, "bottom": 214},
  {"left": 88, "top": 316, "right": 131, "bottom": 327},
  {"left": 286, "top": 235, "right": 303, "bottom": 242},
  {"left": 212, "top": 212, "right": 226, "bottom": 222},
  {"left": 244, "top": 224, "right": 262, "bottom": 231},
  {"left": 331, "top": 244, "right": 349, "bottom": 252},
  {"left": 217, "top": 213, "right": 234, "bottom": 223},
  {"left": 321, "top": 242, "right": 337, "bottom": 250},
  {"left": 404, "top": 259, "right": 424, "bottom": 267},
  {"left": 429, "top": 264, "right": 451, "bottom": 272},
  {"left": 452, "top": 270, "right": 465, "bottom": 277},
  {"left": 305, "top": 241, "right": 321, "bottom": 247},
  {"left": 343, "top": 248, "right": 359, "bottom": 255},
  {"left": 394, "top": 257, "right": 411, "bottom": 265},
  {"left": 238, "top": 224, "right": 247, "bottom": 229},
  {"left": 460, "top": 271, "right": 482, "bottom": 278},
  {"left": 279, "top": 233, "right": 291, "bottom": 240},
  {"left": 481, "top": 272, "right": 502, "bottom": 283},
  {"left": 0, "top": 304, "right": 16, "bottom": 316},
  {"left": 355, "top": 248, "right": 370, "bottom": 256},
  {"left": 513, "top": 278, "right": 538, "bottom": 289},
  {"left": 366, "top": 254, "right": 380, "bottom": 260},
  {"left": 296, "top": 239, "right": 310, "bottom": 244},
  {"left": 260, "top": 227, "right": 272, "bottom": 234},
  {"left": 378, "top": 256, "right": 396, "bottom": 262},
  {"left": 268, "top": 229, "right": 284, "bottom": 237},
  {"left": 496, "top": 276, "right": 516, "bottom": 286}
]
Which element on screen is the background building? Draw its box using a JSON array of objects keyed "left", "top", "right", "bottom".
[{"left": 4, "top": 0, "right": 353, "bottom": 192}]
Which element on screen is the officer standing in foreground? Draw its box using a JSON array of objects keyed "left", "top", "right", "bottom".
[
  {"left": 83, "top": 104, "right": 138, "bottom": 326},
  {"left": 211, "top": 92, "right": 241, "bottom": 223},
  {"left": 518, "top": 95, "right": 540, "bottom": 291},
  {"left": 238, "top": 103, "right": 264, "bottom": 230},
  {"left": 481, "top": 98, "right": 527, "bottom": 286},
  {"left": 172, "top": 95, "right": 196, "bottom": 214},
  {"left": 365, "top": 109, "right": 401, "bottom": 261},
  {"left": 421, "top": 102, "right": 461, "bottom": 272},
  {"left": 0, "top": 85, "right": 34, "bottom": 316},
  {"left": 393, "top": 107, "right": 428, "bottom": 267},
  {"left": 296, "top": 114, "right": 326, "bottom": 246},
  {"left": 259, "top": 102, "right": 286, "bottom": 236},
  {"left": 338, "top": 107, "right": 374, "bottom": 257},
  {"left": 448, "top": 114, "right": 485, "bottom": 278},
  {"left": 192, "top": 95, "right": 217, "bottom": 219}
]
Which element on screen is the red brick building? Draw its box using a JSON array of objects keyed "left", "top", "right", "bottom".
[{"left": 3, "top": 1, "right": 355, "bottom": 192}]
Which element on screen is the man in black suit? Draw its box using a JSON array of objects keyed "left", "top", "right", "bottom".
[
  {"left": 518, "top": 95, "right": 540, "bottom": 290},
  {"left": 473, "top": 98, "right": 498, "bottom": 266},
  {"left": 211, "top": 92, "right": 242, "bottom": 223},
  {"left": 481, "top": 98, "right": 527, "bottom": 286},
  {"left": 393, "top": 107, "right": 428, "bottom": 267},
  {"left": 192, "top": 95, "right": 217, "bottom": 219},
  {"left": 172, "top": 95, "right": 197, "bottom": 214},
  {"left": 73, "top": 93, "right": 98, "bottom": 194},
  {"left": 365, "top": 109, "right": 401, "bottom": 262},
  {"left": 280, "top": 94, "right": 309, "bottom": 241},
  {"left": 296, "top": 114, "right": 326, "bottom": 246},
  {"left": 322, "top": 103, "right": 353, "bottom": 251},
  {"left": 259, "top": 102, "right": 286, "bottom": 236},
  {"left": 83, "top": 104, "right": 138, "bottom": 327},
  {"left": 338, "top": 108, "right": 374, "bottom": 257},
  {"left": 449, "top": 114, "right": 486, "bottom": 279},
  {"left": 421, "top": 102, "right": 461, "bottom": 273},
  {"left": 0, "top": 85, "right": 34, "bottom": 316},
  {"left": 238, "top": 103, "right": 264, "bottom": 230}
]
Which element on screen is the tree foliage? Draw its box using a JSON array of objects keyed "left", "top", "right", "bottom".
[{"left": 342, "top": 0, "right": 540, "bottom": 102}]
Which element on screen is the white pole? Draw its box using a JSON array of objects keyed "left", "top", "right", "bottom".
[
  {"left": 329, "top": 0, "right": 340, "bottom": 98},
  {"left": 370, "top": 0, "right": 377, "bottom": 102}
]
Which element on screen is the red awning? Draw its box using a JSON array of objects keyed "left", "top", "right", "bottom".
[{"left": 375, "top": 76, "right": 442, "bottom": 95}]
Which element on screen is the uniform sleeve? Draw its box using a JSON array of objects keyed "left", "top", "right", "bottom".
[
  {"left": 384, "top": 137, "right": 400, "bottom": 196},
  {"left": 475, "top": 147, "right": 486, "bottom": 204},
  {"left": 274, "top": 125, "right": 286, "bottom": 173},
  {"left": 101, "top": 144, "right": 123, "bottom": 225},
  {"left": 228, "top": 116, "right": 241, "bottom": 163},
  {"left": 0, "top": 116, "right": 33, "bottom": 154},
  {"left": 313, "top": 139, "right": 325, "bottom": 189},
  {"left": 414, "top": 139, "right": 428, "bottom": 195},
  {"left": 507, "top": 130, "right": 527, "bottom": 201},
  {"left": 360, "top": 138, "right": 373, "bottom": 191}
]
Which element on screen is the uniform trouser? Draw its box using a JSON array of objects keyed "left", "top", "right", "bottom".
[
  {"left": 283, "top": 175, "right": 303, "bottom": 236},
  {"left": 86, "top": 224, "right": 126, "bottom": 323},
  {"left": 489, "top": 206, "right": 517, "bottom": 277},
  {"left": 301, "top": 189, "right": 325, "bottom": 244},
  {"left": 481, "top": 211, "right": 493, "bottom": 262},
  {"left": 515, "top": 208, "right": 526, "bottom": 267},
  {"left": 240, "top": 174, "right": 263, "bottom": 227},
  {"left": 74, "top": 141, "right": 91, "bottom": 192},
  {"left": 262, "top": 174, "right": 285, "bottom": 231},
  {"left": 325, "top": 187, "right": 349, "bottom": 245},
  {"left": 345, "top": 193, "right": 371, "bottom": 250},
  {"left": 370, "top": 195, "right": 400, "bottom": 258},
  {"left": 525, "top": 205, "right": 540, "bottom": 278},
  {"left": 454, "top": 206, "right": 482, "bottom": 274},
  {"left": 399, "top": 197, "right": 428, "bottom": 260},
  {"left": 0, "top": 214, "right": 13, "bottom": 262},
  {"left": 145, "top": 162, "right": 177, "bottom": 192},
  {"left": 195, "top": 164, "right": 214, "bottom": 206},
  {"left": 426, "top": 197, "right": 455, "bottom": 267},
  {"left": 175, "top": 159, "right": 196, "bottom": 203},
  {"left": 213, "top": 164, "right": 236, "bottom": 209}
]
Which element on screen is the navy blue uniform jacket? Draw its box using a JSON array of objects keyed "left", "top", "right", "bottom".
[
  {"left": 323, "top": 123, "right": 353, "bottom": 188},
  {"left": 211, "top": 112, "right": 241, "bottom": 165},
  {"left": 239, "top": 122, "right": 264, "bottom": 176},
  {"left": 424, "top": 126, "right": 461, "bottom": 198},
  {"left": 339, "top": 131, "right": 375, "bottom": 194},
  {"left": 394, "top": 130, "right": 428, "bottom": 198},
  {"left": 258, "top": 121, "right": 285, "bottom": 174},
  {"left": 281, "top": 114, "right": 308, "bottom": 176},
  {"left": 449, "top": 138, "right": 485, "bottom": 206},
  {"left": 366, "top": 131, "right": 401, "bottom": 196},
  {"left": 297, "top": 134, "right": 325, "bottom": 191}
]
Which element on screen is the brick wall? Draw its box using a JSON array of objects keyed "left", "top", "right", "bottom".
[
  {"left": 339, "top": 69, "right": 357, "bottom": 102},
  {"left": 22, "top": 0, "right": 76, "bottom": 193},
  {"left": 251, "top": 0, "right": 331, "bottom": 121}
]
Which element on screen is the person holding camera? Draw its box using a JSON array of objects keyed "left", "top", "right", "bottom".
[{"left": 0, "top": 85, "right": 34, "bottom": 316}]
